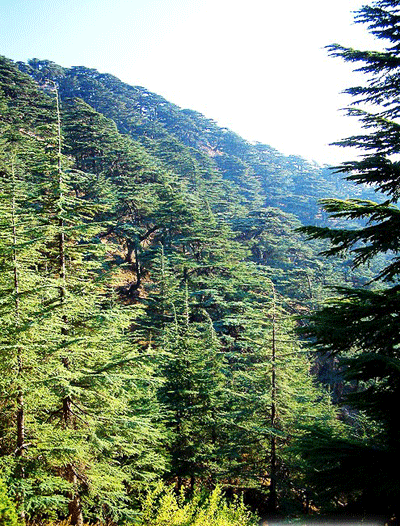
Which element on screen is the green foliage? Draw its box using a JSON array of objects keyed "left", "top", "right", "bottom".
[
  {"left": 297, "top": 0, "right": 400, "bottom": 519},
  {"left": 0, "top": 48, "right": 384, "bottom": 524},
  {"left": 0, "top": 479, "right": 20, "bottom": 526},
  {"left": 290, "top": 417, "right": 387, "bottom": 509},
  {"left": 140, "top": 482, "right": 258, "bottom": 526},
  {"left": 0, "top": 55, "right": 166, "bottom": 524}
]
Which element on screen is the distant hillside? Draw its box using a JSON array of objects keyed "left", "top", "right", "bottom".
[
  {"left": 18, "top": 58, "right": 377, "bottom": 226},
  {"left": 0, "top": 55, "right": 377, "bottom": 308}
]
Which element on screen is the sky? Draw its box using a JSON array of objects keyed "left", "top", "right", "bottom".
[{"left": 0, "top": 0, "right": 381, "bottom": 165}]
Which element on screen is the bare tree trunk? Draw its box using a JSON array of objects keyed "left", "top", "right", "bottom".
[
  {"left": 269, "top": 283, "right": 278, "bottom": 512},
  {"left": 66, "top": 465, "right": 83, "bottom": 526}
]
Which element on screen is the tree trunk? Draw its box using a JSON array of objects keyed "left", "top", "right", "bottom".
[
  {"left": 54, "top": 86, "right": 83, "bottom": 526},
  {"left": 16, "top": 389, "right": 25, "bottom": 454},
  {"left": 269, "top": 283, "right": 278, "bottom": 512},
  {"left": 16, "top": 388, "right": 26, "bottom": 524},
  {"left": 66, "top": 464, "right": 83, "bottom": 526},
  {"left": 11, "top": 155, "right": 26, "bottom": 523}
]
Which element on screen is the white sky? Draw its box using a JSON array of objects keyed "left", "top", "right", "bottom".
[{"left": 0, "top": 0, "right": 381, "bottom": 165}]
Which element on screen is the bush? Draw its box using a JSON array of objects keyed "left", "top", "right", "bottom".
[
  {"left": 140, "top": 481, "right": 259, "bottom": 526},
  {"left": 0, "top": 478, "right": 20, "bottom": 526}
]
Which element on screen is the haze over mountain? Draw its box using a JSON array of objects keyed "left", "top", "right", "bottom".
[{"left": 1, "top": 0, "right": 381, "bottom": 165}]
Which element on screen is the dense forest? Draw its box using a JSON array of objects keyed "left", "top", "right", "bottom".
[{"left": 1, "top": 1, "right": 400, "bottom": 525}]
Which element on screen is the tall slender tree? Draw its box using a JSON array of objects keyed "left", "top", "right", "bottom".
[
  {"left": 33, "top": 84, "right": 166, "bottom": 525},
  {"left": 0, "top": 60, "right": 167, "bottom": 524},
  {"left": 0, "top": 122, "right": 37, "bottom": 522}
]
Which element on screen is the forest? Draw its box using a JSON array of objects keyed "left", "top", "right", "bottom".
[{"left": 1, "top": 1, "right": 400, "bottom": 525}]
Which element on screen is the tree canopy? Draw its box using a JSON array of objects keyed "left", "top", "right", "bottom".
[{"left": 0, "top": 9, "right": 397, "bottom": 520}]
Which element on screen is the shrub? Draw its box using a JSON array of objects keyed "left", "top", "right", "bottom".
[
  {"left": 140, "top": 481, "right": 259, "bottom": 526},
  {"left": 0, "top": 478, "right": 20, "bottom": 526}
]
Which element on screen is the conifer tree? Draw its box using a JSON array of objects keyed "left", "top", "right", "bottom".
[
  {"left": 32, "top": 85, "right": 166, "bottom": 525},
  {"left": 299, "top": 0, "right": 400, "bottom": 518},
  {"left": 215, "top": 269, "right": 338, "bottom": 512},
  {"left": 0, "top": 105, "right": 44, "bottom": 522},
  {"left": 0, "top": 59, "right": 166, "bottom": 524}
]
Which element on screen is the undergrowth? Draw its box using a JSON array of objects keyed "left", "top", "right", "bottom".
[
  {"left": 25, "top": 482, "right": 259, "bottom": 526},
  {"left": 139, "top": 482, "right": 259, "bottom": 526}
]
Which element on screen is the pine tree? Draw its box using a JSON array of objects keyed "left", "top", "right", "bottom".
[
  {"left": 299, "top": 0, "right": 400, "bottom": 519},
  {"left": 0, "top": 71, "right": 73, "bottom": 520},
  {"left": 0, "top": 59, "right": 167, "bottom": 524},
  {"left": 32, "top": 85, "right": 166, "bottom": 525}
]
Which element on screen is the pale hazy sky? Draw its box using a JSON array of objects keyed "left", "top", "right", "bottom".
[{"left": 0, "top": 0, "right": 380, "bottom": 165}]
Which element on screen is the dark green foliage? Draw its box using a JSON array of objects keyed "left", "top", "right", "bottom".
[{"left": 298, "top": 0, "right": 400, "bottom": 519}]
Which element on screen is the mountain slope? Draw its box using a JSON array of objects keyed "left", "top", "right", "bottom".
[
  {"left": 0, "top": 54, "right": 378, "bottom": 521},
  {"left": 18, "top": 59, "right": 377, "bottom": 223},
  {"left": 13, "top": 57, "right": 381, "bottom": 303}
]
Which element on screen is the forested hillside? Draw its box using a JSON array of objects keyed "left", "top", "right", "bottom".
[
  {"left": 0, "top": 6, "right": 397, "bottom": 520},
  {"left": 14, "top": 56, "right": 381, "bottom": 302}
]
